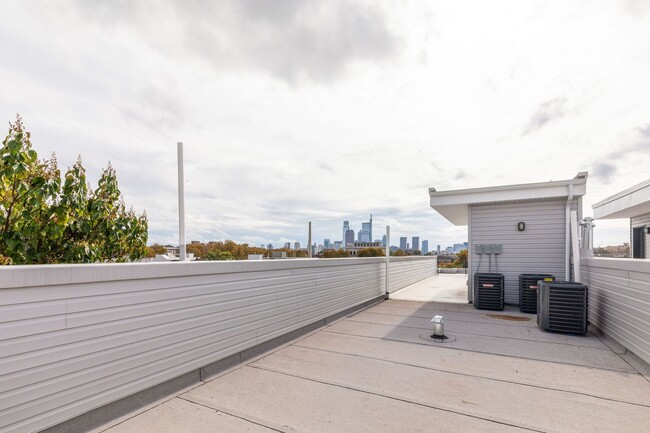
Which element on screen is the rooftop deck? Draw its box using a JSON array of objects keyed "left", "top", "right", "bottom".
[{"left": 100, "top": 299, "right": 650, "bottom": 433}]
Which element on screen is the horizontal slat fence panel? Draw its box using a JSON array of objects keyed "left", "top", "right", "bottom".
[
  {"left": 581, "top": 258, "right": 650, "bottom": 365},
  {"left": 0, "top": 256, "right": 436, "bottom": 433}
]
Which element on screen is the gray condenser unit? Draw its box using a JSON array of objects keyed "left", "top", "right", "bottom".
[
  {"left": 519, "top": 274, "right": 555, "bottom": 314},
  {"left": 473, "top": 273, "right": 504, "bottom": 310},
  {"left": 537, "top": 281, "right": 588, "bottom": 334}
]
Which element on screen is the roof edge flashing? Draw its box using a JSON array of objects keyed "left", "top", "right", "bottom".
[
  {"left": 430, "top": 173, "right": 587, "bottom": 199},
  {"left": 592, "top": 177, "right": 650, "bottom": 219},
  {"left": 429, "top": 172, "right": 588, "bottom": 226}
]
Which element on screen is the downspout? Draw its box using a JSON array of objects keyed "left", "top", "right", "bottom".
[{"left": 565, "top": 183, "right": 574, "bottom": 281}]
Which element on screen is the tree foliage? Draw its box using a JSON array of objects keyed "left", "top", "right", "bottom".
[
  {"left": 204, "top": 249, "right": 236, "bottom": 261},
  {"left": 357, "top": 247, "right": 385, "bottom": 257},
  {"left": 0, "top": 116, "right": 147, "bottom": 264},
  {"left": 321, "top": 249, "right": 349, "bottom": 258},
  {"left": 146, "top": 243, "right": 167, "bottom": 257},
  {"left": 438, "top": 249, "right": 468, "bottom": 268}
]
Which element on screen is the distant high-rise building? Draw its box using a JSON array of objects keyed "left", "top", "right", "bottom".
[
  {"left": 294, "top": 241, "right": 301, "bottom": 250},
  {"left": 381, "top": 234, "right": 387, "bottom": 247},
  {"left": 324, "top": 239, "right": 331, "bottom": 249},
  {"left": 345, "top": 229, "right": 355, "bottom": 246},
  {"left": 407, "top": 243, "right": 410, "bottom": 250},
  {"left": 342, "top": 221, "right": 350, "bottom": 250},
  {"left": 369, "top": 214, "right": 372, "bottom": 243},
  {"left": 333, "top": 241, "right": 343, "bottom": 250},
  {"left": 446, "top": 246, "right": 453, "bottom": 253},
  {"left": 267, "top": 244, "right": 273, "bottom": 250},
  {"left": 359, "top": 222, "right": 371, "bottom": 242},
  {"left": 422, "top": 240, "right": 429, "bottom": 255},
  {"left": 400, "top": 237, "right": 407, "bottom": 250},
  {"left": 412, "top": 237, "right": 420, "bottom": 251},
  {"left": 437, "top": 244, "right": 441, "bottom": 254},
  {"left": 284, "top": 242, "right": 291, "bottom": 250}
]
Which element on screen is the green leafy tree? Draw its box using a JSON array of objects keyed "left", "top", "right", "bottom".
[
  {"left": 0, "top": 116, "right": 147, "bottom": 264},
  {"left": 357, "top": 247, "right": 385, "bottom": 257},
  {"left": 205, "top": 249, "right": 235, "bottom": 261},
  {"left": 390, "top": 249, "right": 407, "bottom": 256}
]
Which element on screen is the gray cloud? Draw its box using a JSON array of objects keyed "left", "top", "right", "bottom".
[
  {"left": 319, "top": 162, "right": 335, "bottom": 173},
  {"left": 73, "top": 0, "right": 398, "bottom": 84},
  {"left": 589, "top": 124, "right": 650, "bottom": 181},
  {"left": 522, "top": 97, "right": 567, "bottom": 135},
  {"left": 638, "top": 124, "right": 650, "bottom": 139},
  {"left": 119, "top": 85, "right": 188, "bottom": 131},
  {"left": 592, "top": 162, "right": 617, "bottom": 182}
]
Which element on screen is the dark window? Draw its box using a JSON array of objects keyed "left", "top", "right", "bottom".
[{"left": 632, "top": 227, "right": 646, "bottom": 259}]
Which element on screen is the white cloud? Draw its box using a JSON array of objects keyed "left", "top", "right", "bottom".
[{"left": 1, "top": 0, "right": 649, "bottom": 248}]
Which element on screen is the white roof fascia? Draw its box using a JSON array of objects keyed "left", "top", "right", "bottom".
[
  {"left": 429, "top": 174, "right": 587, "bottom": 226},
  {"left": 592, "top": 178, "right": 650, "bottom": 219}
]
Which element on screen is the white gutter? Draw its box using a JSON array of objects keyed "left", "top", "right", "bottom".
[{"left": 565, "top": 183, "right": 574, "bottom": 281}]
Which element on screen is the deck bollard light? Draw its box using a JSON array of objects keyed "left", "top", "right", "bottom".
[{"left": 431, "top": 315, "right": 446, "bottom": 338}]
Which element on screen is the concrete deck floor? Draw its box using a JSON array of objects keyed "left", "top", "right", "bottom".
[
  {"left": 391, "top": 273, "right": 468, "bottom": 302},
  {"left": 100, "top": 300, "right": 650, "bottom": 433}
]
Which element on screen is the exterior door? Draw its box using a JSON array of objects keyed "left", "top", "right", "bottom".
[{"left": 632, "top": 227, "right": 646, "bottom": 259}]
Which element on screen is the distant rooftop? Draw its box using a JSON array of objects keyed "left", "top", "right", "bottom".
[{"left": 429, "top": 172, "right": 588, "bottom": 225}]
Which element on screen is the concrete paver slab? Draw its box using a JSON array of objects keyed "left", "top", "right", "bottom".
[
  {"left": 184, "top": 365, "right": 530, "bottom": 433},
  {"left": 103, "top": 398, "right": 276, "bottom": 433},
  {"left": 326, "top": 319, "right": 635, "bottom": 372},
  {"left": 347, "top": 311, "right": 609, "bottom": 349},
  {"left": 251, "top": 345, "right": 650, "bottom": 433},
  {"left": 391, "top": 274, "right": 468, "bottom": 302},
  {"left": 369, "top": 305, "right": 540, "bottom": 327},
  {"left": 295, "top": 331, "right": 650, "bottom": 406}
]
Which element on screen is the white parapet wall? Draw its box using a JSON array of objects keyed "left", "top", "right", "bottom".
[
  {"left": 0, "top": 256, "right": 436, "bottom": 433},
  {"left": 388, "top": 255, "right": 439, "bottom": 292},
  {"left": 580, "top": 257, "right": 650, "bottom": 365}
]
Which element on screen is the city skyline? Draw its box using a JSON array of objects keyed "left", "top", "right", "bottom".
[
  {"left": 183, "top": 215, "right": 464, "bottom": 254},
  {"left": 2, "top": 1, "right": 648, "bottom": 249}
]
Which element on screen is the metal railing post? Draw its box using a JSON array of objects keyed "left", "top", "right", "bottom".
[
  {"left": 385, "top": 225, "right": 390, "bottom": 299},
  {"left": 177, "top": 142, "right": 186, "bottom": 261}
]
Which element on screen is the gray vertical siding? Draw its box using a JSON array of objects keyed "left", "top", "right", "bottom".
[
  {"left": 581, "top": 258, "right": 650, "bottom": 365},
  {"left": 0, "top": 257, "right": 436, "bottom": 433},
  {"left": 631, "top": 212, "right": 650, "bottom": 258},
  {"left": 470, "top": 199, "right": 577, "bottom": 304}
]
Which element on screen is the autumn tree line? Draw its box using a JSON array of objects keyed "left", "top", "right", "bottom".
[{"left": 145, "top": 240, "right": 310, "bottom": 261}]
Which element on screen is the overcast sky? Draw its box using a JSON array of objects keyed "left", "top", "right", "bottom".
[{"left": 2, "top": 0, "right": 649, "bottom": 248}]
